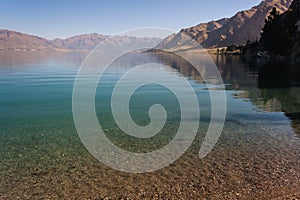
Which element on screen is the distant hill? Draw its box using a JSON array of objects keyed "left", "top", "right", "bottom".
[
  {"left": 1, "top": 0, "right": 294, "bottom": 52},
  {"left": 156, "top": 0, "right": 293, "bottom": 50},
  {"left": 51, "top": 33, "right": 109, "bottom": 51},
  {"left": 0, "top": 29, "right": 62, "bottom": 51},
  {"left": 0, "top": 30, "right": 161, "bottom": 51}
]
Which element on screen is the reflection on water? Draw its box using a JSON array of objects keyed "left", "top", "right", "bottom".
[
  {"left": 0, "top": 51, "right": 299, "bottom": 199},
  {"left": 211, "top": 55, "right": 300, "bottom": 136},
  {"left": 0, "top": 50, "right": 87, "bottom": 67}
]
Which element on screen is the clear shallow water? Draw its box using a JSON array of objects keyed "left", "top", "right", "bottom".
[{"left": 0, "top": 51, "right": 299, "bottom": 199}]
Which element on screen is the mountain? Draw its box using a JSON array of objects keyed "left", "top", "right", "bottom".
[
  {"left": 1, "top": 0, "right": 293, "bottom": 52},
  {"left": 0, "top": 29, "right": 62, "bottom": 51},
  {"left": 51, "top": 33, "right": 109, "bottom": 51},
  {"left": 157, "top": 0, "right": 293, "bottom": 50},
  {"left": 0, "top": 30, "right": 161, "bottom": 51}
]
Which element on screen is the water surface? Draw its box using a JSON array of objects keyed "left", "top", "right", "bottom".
[{"left": 0, "top": 51, "right": 299, "bottom": 199}]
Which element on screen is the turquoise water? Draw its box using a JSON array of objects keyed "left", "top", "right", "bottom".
[{"left": 0, "top": 51, "right": 299, "bottom": 198}]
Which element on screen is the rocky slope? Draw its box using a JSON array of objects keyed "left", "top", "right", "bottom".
[
  {"left": 157, "top": 0, "right": 293, "bottom": 50},
  {"left": 51, "top": 33, "right": 108, "bottom": 51},
  {"left": 0, "top": 30, "right": 161, "bottom": 51},
  {"left": 0, "top": 29, "right": 61, "bottom": 51}
]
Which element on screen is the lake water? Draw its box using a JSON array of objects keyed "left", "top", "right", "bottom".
[{"left": 0, "top": 51, "right": 299, "bottom": 199}]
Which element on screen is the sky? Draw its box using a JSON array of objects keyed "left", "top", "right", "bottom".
[{"left": 0, "top": 0, "right": 262, "bottom": 39}]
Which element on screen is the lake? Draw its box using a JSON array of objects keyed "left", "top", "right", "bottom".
[{"left": 0, "top": 51, "right": 299, "bottom": 199}]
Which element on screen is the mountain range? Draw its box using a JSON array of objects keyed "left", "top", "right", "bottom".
[
  {"left": 0, "top": 0, "right": 294, "bottom": 51},
  {"left": 0, "top": 30, "right": 161, "bottom": 52},
  {"left": 157, "top": 0, "right": 293, "bottom": 51}
]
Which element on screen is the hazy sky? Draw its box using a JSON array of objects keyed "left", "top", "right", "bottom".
[{"left": 1, "top": 0, "right": 261, "bottom": 39}]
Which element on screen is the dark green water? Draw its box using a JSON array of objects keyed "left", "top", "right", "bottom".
[{"left": 0, "top": 51, "right": 299, "bottom": 198}]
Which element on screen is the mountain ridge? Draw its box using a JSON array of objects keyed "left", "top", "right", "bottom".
[
  {"left": 0, "top": 0, "right": 294, "bottom": 52},
  {"left": 0, "top": 29, "right": 161, "bottom": 52},
  {"left": 157, "top": 0, "right": 293, "bottom": 50}
]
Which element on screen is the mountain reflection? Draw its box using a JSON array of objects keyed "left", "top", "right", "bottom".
[
  {"left": 1, "top": 50, "right": 299, "bottom": 136},
  {"left": 103, "top": 51, "right": 300, "bottom": 136},
  {"left": 212, "top": 55, "right": 300, "bottom": 136},
  {"left": 120, "top": 51, "right": 300, "bottom": 136},
  {"left": 0, "top": 50, "right": 87, "bottom": 67}
]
